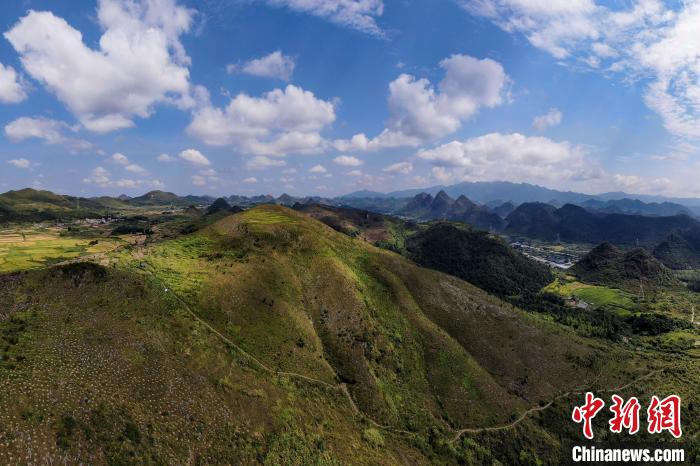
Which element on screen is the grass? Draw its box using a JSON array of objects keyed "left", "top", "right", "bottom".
[
  {"left": 0, "top": 228, "right": 121, "bottom": 273},
  {"left": 544, "top": 278, "right": 635, "bottom": 314},
  {"left": 0, "top": 263, "right": 403, "bottom": 464},
  {"left": 1, "top": 205, "right": 698, "bottom": 464}
]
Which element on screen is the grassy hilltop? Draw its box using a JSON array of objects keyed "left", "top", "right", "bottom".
[{"left": 0, "top": 205, "right": 696, "bottom": 464}]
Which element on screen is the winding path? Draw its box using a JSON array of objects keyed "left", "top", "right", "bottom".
[
  {"left": 448, "top": 369, "right": 662, "bottom": 443},
  {"left": 134, "top": 259, "right": 666, "bottom": 443}
]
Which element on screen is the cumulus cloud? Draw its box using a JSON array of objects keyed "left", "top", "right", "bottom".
[
  {"left": 418, "top": 132, "right": 596, "bottom": 188},
  {"left": 532, "top": 108, "right": 562, "bottom": 131},
  {"left": 4, "top": 117, "right": 94, "bottom": 153},
  {"left": 8, "top": 158, "right": 31, "bottom": 169},
  {"left": 5, "top": 0, "right": 196, "bottom": 133},
  {"left": 333, "top": 155, "right": 363, "bottom": 166},
  {"left": 83, "top": 166, "right": 111, "bottom": 185},
  {"left": 230, "top": 51, "right": 296, "bottom": 81},
  {"left": 383, "top": 161, "right": 413, "bottom": 174},
  {"left": 178, "top": 149, "right": 211, "bottom": 166},
  {"left": 243, "top": 176, "right": 258, "bottom": 184},
  {"left": 5, "top": 117, "right": 70, "bottom": 144},
  {"left": 0, "top": 63, "right": 26, "bottom": 103},
  {"left": 125, "top": 163, "right": 149, "bottom": 175},
  {"left": 264, "top": 0, "right": 385, "bottom": 36},
  {"left": 247, "top": 155, "right": 287, "bottom": 170},
  {"left": 111, "top": 153, "right": 129, "bottom": 165},
  {"left": 187, "top": 84, "right": 335, "bottom": 156},
  {"left": 460, "top": 0, "right": 700, "bottom": 141},
  {"left": 309, "top": 164, "right": 327, "bottom": 173},
  {"left": 83, "top": 165, "right": 163, "bottom": 189},
  {"left": 191, "top": 175, "right": 207, "bottom": 186},
  {"left": 157, "top": 153, "right": 175, "bottom": 162},
  {"left": 334, "top": 54, "right": 509, "bottom": 150}
]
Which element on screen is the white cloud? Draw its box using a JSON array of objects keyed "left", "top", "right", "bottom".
[
  {"left": 383, "top": 161, "right": 413, "bottom": 174},
  {"left": 8, "top": 158, "right": 31, "bottom": 169},
  {"left": 157, "top": 153, "right": 175, "bottom": 162},
  {"left": 0, "top": 63, "right": 26, "bottom": 103},
  {"left": 461, "top": 1, "right": 700, "bottom": 141},
  {"left": 418, "top": 132, "right": 595, "bottom": 188},
  {"left": 191, "top": 175, "right": 207, "bottom": 186},
  {"left": 111, "top": 153, "right": 129, "bottom": 165},
  {"left": 243, "top": 176, "right": 258, "bottom": 184},
  {"left": 265, "top": 0, "right": 385, "bottom": 36},
  {"left": 83, "top": 165, "right": 160, "bottom": 189},
  {"left": 309, "top": 164, "right": 327, "bottom": 173},
  {"left": 178, "top": 149, "right": 211, "bottom": 166},
  {"left": 83, "top": 166, "right": 111, "bottom": 185},
  {"left": 231, "top": 51, "right": 296, "bottom": 81},
  {"left": 4, "top": 116, "right": 94, "bottom": 153},
  {"left": 335, "top": 54, "right": 509, "bottom": 150},
  {"left": 187, "top": 84, "right": 335, "bottom": 155},
  {"left": 532, "top": 108, "right": 563, "bottom": 131},
  {"left": 247, "top": 155, "right": 287, "bottom": 170},
  {"left": 5, "top": 0, "right": 195, "bottom": 133},
  {"left": 5, "top": 117, "right": 68, "bottom": 144},
  {"left": 347, "top": 169, "right": 363, "bottom": 176},
  {"left": 648, "top": 153, "right": 687, "bottom": 162},
  {"left": 191, "top": 168, "right": 219, "bottom": 187},
  {"left": 333, "top": 155, "right": 363, "bottom": 166},
  {"left": 460, "top": 0, "right": 599, "bottom": 59},
  {"left": 125, "top": 163, "right": 149, "bottom": 175}
]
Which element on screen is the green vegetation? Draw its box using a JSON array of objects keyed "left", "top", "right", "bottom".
[
  {"left": 0, "top": 228, "right": 120, "bottom": 273},
  {"left": 0, "top": 204, "right": 697, "bottom": 464},
  {"left": 654, "top": 226, "right": 700, "bottom": 269},
  {"left": 544, "top": 279, "right": 635, "bottom": 314},
  {"left": 571, "top": 242, "right": 679, "bottom": 293},
  {"left": 0, "top": 188, "right": 120, "bottom": 222},
  {"left": 405, "top": 222, "right": 552, "bottom": 301},
  {"left": 506, "top": 202, "right": 699, "bottom": 246}
]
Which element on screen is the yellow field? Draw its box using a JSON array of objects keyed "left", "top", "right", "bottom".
[{"left": 0, "top": 229, "right": 121, "bottom": 273}]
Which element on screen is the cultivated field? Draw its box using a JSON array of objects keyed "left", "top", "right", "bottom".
[{"left": 0, "top": 228, "right": 121, "bottom": 273}]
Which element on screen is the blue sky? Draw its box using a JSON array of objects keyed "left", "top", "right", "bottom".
[{"left": 0, "top": 0, "right": 699, "bottom": 198}]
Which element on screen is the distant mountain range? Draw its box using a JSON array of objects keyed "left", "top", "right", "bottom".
[
  {"left": 5, "top": 187, "right": 700, "bottom": 258},
  {"left": 505, "top": 202, "right": 698, "bottom": 246},
  {"left": 345, "top": 181, "right": 700, "bottom": 211},
  {"left": 397, "top": 190, "right": 505, "bottom": 231}
]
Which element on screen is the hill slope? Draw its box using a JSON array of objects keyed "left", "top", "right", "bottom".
[
  {"left": 405, "top": 223, "right": 552, "bottom": 300},
  {"left": 0, "top": 205, "right": 660, "bottom": 463},
  {"left": 571, "top": 243, "right": 679, "bottom": 293},
  {"left": 399, "top": 192, "right": 504, "bottom": 230},
  {"left": 505, "top": 202, "right": 699, "bottom": 245},
  {"left": 0, "top": 188, "right": 117, "bottom": 222},
  {"left": 653, "top": 226, "right": 700, "bottom": 269}
]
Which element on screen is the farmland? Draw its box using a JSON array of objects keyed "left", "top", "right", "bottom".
[
  {"left": 544, "top": 277, "right": 636, "bottom": 315},
  {"left": 0, "top": 228, "right": 122, "bottom": 273}
]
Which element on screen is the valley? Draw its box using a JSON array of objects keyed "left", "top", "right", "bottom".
[
  {"left": 0, "top": 189, "right": 698, "bottom": 464},
  {"left": 3, "top": 1, "right": 700, "bottom": 463}
]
